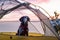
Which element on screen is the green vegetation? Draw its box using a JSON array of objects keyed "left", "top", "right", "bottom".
[{"left": 0, "top": 32, "right": 58, "bottom": 40}]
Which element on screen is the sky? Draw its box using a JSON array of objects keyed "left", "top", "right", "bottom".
[
  {"left": 26, "top": 0, "right": 60, "bottom": 16},
  {"left": 0, "top": 0, "right": 60, "bottom": 21}
]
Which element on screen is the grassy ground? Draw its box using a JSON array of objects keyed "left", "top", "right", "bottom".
[
  {"left": 0, "top": 32, "right": 44, "bottom": 36},
  {"left": 0, "top": 32, "right": 58, "bottom": 40}
]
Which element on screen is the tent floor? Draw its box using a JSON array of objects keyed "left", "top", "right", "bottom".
[{"left": 0, "top": 32, "right": 58, "bottom": 40}]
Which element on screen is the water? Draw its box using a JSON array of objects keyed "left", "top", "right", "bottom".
[{"left": 0, "top": 21, "right": 44, "bottom": 34}]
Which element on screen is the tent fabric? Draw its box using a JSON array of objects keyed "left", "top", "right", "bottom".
[
  {"left": 0, "top": 0, "right": 60, "bottom": 39},
  {"left": 26, "top": 6, "right": 58, "bottom": 36},
  {"left": 25, "top": 5, "right": 59, "bottom": 39}
]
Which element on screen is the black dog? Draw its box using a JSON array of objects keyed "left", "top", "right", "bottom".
[{"left": 16, "top": 16, "right": 30, "bottom": 36}]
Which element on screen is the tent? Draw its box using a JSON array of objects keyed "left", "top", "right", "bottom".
[{"left": 0, "top": 0, "right": 59, "bottom": 39}]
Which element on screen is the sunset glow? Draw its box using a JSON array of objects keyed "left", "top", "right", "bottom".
[{"left": 0, "top": 0, "right": 60, "bottom": 21}]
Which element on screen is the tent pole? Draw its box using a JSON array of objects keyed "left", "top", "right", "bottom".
[{"left": 26, "top": 6, "right": 60, "bottom": 40}]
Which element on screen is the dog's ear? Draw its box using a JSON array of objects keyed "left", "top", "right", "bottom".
[
  {"left": 19, "top": 17, "right": 24, "bottom": 22},
  {"left": 19, "top": 17, "right": 22, "bottom": 22},
  {"left": 27, "top": 16, "right": 30, "bottom": 21}
]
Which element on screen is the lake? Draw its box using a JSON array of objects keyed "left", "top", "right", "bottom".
[{"left": 0, "top": 21, "right": 44, "bottom": 34}]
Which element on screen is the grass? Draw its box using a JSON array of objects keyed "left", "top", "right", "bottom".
[
  {"left": 0, "top": 32, "right": 44, "bottom": 36},
  {"left": 0, "top": 32, "right": 58, "bottom": 40}
]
